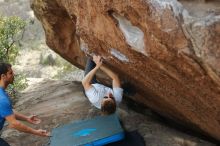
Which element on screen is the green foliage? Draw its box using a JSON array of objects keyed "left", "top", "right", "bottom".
[
  {"left": 10, "top": 74, "right": 28, "bottom": 91},
  {"left": 6, "top": 74, "right": 28, "bottom": 102},
  {"left": 39, "top": 53, "right": 56, "bottom": 66},
  {"left": 53, "top": 63, "right": 78, "bottom": 79},
  {"left": 0, "top": 15, "right": 27, "bottom": 93},
  {"left": 0, "top": 15, "right": 26, "bottom": 63}
]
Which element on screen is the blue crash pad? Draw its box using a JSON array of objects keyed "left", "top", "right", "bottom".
[{"left": 50, "top": 114, "right": 124, "bottom": 146}]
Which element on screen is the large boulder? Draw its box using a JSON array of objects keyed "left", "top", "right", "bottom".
[{"left": 31, "top": 0, "right": 220, "bottom": 141}]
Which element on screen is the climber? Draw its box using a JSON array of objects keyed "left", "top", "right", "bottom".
[
  {"left": 0, "top": 63, "right": 50, "bottom": 146},
  {"left": 82, "top": 55, "right": 123, "bottom": 115}
]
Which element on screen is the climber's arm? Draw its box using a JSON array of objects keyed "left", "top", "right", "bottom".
[
  {"left": 82, "top": 56, "right": 102, "bottom": 90},
  {"left": 100, "top": 65, "right": 121, "bottom": 88}
]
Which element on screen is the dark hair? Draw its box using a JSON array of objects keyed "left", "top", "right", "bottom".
[
  {"left": 0, "top": 62, "right": 12, "bottom": 79},
  {"left": 101, "top": 98, "right": 116, "bottom": 115}
]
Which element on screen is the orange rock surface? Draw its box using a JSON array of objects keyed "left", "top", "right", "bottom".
[{"left": 31, "top": 0, "right": 220, "bottom": 141}]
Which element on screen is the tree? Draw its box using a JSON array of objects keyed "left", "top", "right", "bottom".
[
  {"left": 0, "top": 16, "right": 27, "bottom": 97},
  {"left": 0, "top": 16, "right": 26, "bottom": 63}
]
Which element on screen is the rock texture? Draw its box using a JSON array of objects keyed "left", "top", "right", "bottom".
[
  {"left": 1, "top": 80, "right": 215, "bottom": 146},
  {"left": 31, "top": 0, "right": 220, "bottom": 141}
]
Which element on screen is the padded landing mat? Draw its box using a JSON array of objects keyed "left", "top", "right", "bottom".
[{"left": 50, "top": 114, "right": 124, "bottom": 146}]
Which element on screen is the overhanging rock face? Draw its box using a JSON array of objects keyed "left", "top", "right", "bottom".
[{"left": 31, "top": 0, "right": 220, "bottom": 141}]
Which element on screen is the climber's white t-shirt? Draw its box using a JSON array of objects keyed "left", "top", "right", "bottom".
[{"left": 85, "top": 83, "right": 123, "bottom": 109}]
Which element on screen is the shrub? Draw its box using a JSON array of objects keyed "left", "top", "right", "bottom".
[{"left": 0, "top": 15, "right": 27, "bottom": 95}]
